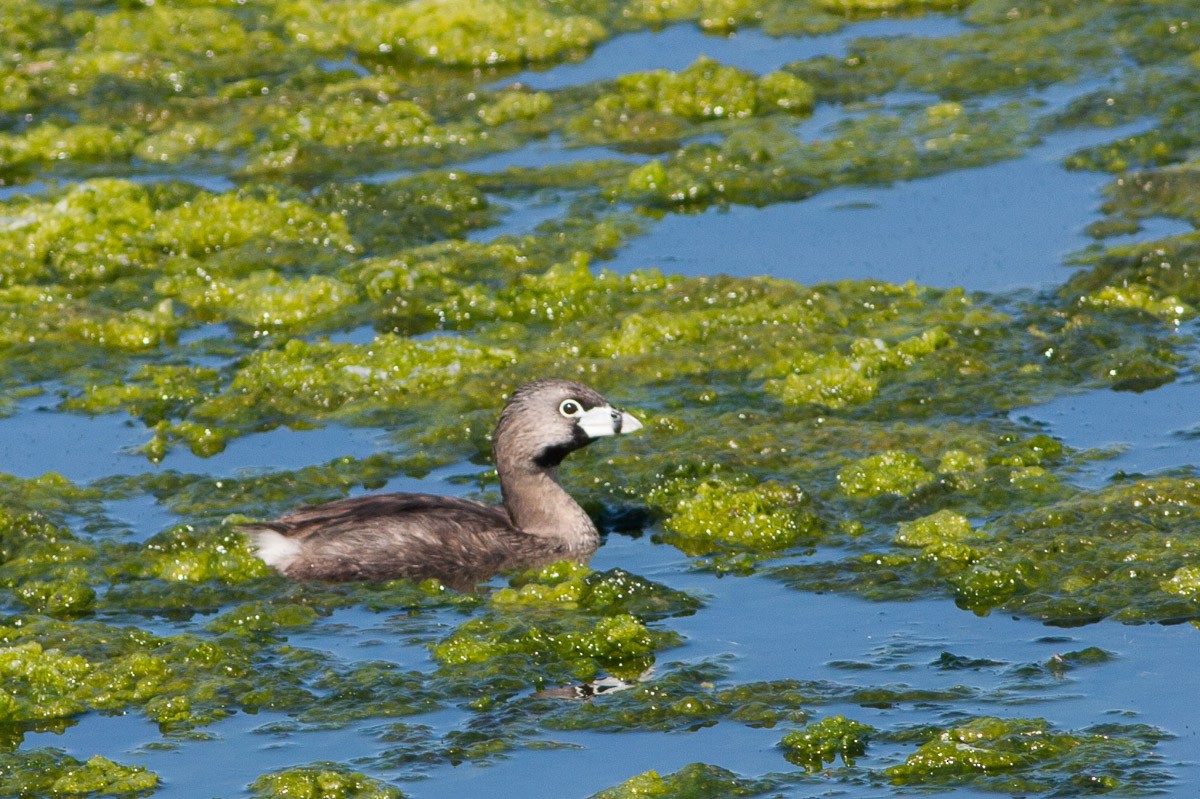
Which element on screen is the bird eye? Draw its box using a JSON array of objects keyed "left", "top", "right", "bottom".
[{"left": 559, "top": 399, "right": 583, "bottom": 418}]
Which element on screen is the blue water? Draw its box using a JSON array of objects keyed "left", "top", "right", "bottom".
[
  {"left": 604, "top": 122, "right": 1185, "bottom": 292},
  {"left": 0, "top": 393, "right": 390, "bottom": 483},
  {"left": 28, "top": 537, "right": 1200, "bottom": 796},
  {"left": 1018, "top": 368, "right": 1200, "bottom": 486},
  {"left": 4, "top": 10, "right": 1199, "bottom": 799},
  {"left": 505, "top": 17, "right": 969, "bottom": 90}
]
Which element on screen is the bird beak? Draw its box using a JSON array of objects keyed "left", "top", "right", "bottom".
[{"left": 578, "top": 405, "right": 644, "bottom": 439}]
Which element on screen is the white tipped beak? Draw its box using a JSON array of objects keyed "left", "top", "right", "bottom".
[{"left": 578, "top": 405, "right": 644, "bottom": 438}]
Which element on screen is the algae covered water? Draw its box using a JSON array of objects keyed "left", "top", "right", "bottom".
[{"left": 1, "top": 0, "right": 1199, "bottom": 796}]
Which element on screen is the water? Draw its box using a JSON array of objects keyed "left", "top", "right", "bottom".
[
  {"left": 605, "top": 121, "right": 1186, "bottom": 292},
  {"left": 5, "top": 9, "right": 1200, "bottom": 799},
  {"left": 1017, "top": 371, "right": 1200, "bottom": 486},
  {"left": 0, "top": 393, "right": 390, "bottom": 483},
  {"left": 505, "top": 17, "right": 969, "bottom": 90},
  {"left": 30, "top": 536, "right": 1200, "bottom": 796},
  {"left": 358, "top": 140, "right": 650, "bottom": 186}
]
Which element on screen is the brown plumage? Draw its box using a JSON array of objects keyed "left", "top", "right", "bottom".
[{"left": 242, "top": 379, "right": 643, "bottom": 590}]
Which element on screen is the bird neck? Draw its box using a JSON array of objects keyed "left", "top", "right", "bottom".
[{"left": 496, "top": 457, "right": 599, "bottom": 554}]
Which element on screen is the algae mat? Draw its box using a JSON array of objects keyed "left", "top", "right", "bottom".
[{"left": 1, "top": 0, "right": 1199, "bottom": 796}]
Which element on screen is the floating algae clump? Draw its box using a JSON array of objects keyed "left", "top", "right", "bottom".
[
  {"left": 433, "top": 563, "right": 689, "bottom": 689},
  {"left": 135, "top": 524, "right": 272, "bottom": 584},
  {"left": 157, "top": 270, "right": 359, "bottom": 332},
  {"left": 610, "top": 58, "right": 813, "bottom": 121},
  {"left": 894, "top": 510, "right": 979, "bottom": 565},
  {"left": 0, "top": 642, "right": 91, "bottom": 723},
  {"left": 433, "top": 612, "right": 679, "bottom": 683},
  {"left": 64, "top": 364, "right": 223, "bottom": 425},
  {"left": 894, "top": 509, "right": 974, "bottom": 548},
  {"left": 838, "top": 450, "right": 935, "bottom": 498},
  {"left": 1080, "top": 283, "right": 1194, "bottom": 323},
  {"left": 0, "top": 509, "right": 99, "bottom": 616},
  {"left": 157, "top": 334, "right": 516, "bottom": 455},
  {"left": 250, "top": 764, "right": 402, "bottom": 799},
  {"left": 78, "top": 5, "right": 288, "bottom": 84},
  {"left": 573, "top": 57, "right": 814, "bottom": 145},
  {"left": 281, "top": 0, "right": 605, "bottom": 66},
  {"left": 647, "top": 475, "right": 824, "bottom": 554},
  {"left": 762, "top": 328, "right": 954, "bottom": 409},
  {"left": 492, "top": 562, "right": 701, "bottom": 619},
  {"left": 0, "top": 180, "right": 351, "bottom": 287},
  {"left": 0, "top": 751, "right": 158, "bottom": 798},
  {"left": 816, "top": 0, "right": 962, "bottom": 12},
  {"left": 780, "top": 476, "right": 1200, "bottom": 623},
  {"left": 886, "top": 716, "right": 1158, "bottom": 793},
  {"left": 951, "top": 477, "right": 1200, "bottom": 621},
  {"left": 1163, "top": 565, "right": 1200, "bottom": 598},
  {"left": 590, "top": 762, "right": 773, "bottom": 799},
  {"left": 0, "top": 615, "right": 328, "bottom": 731},
  {"left": 477, "top": 90, "right": 554, "bottom": 126},
  {"left": 780, "top": 715, "right": 874, "bottom": 771}
]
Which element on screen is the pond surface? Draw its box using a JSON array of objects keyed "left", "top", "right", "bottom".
[{"left": 2, "top": 2, "right": 1199, "bottom": 798}]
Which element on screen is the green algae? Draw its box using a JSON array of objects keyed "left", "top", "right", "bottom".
[
  {"left": 0, "top": 609, "right": 368, "bottom": 735},
  {"left": 433, "top": 611, "right": 679, "bottom": 683},
  {"left": 779, "top": 715, "right": 874, "bottom": 771},
  {"left": 0, "top": 0, "right": 1197, "bottom": 794},
  {"left": 156, "top": 334, "right": 516, "bottom": 457},
  {"left": 611, "top": 100, "right": 1036, "bottom": 208},
  {"left": 158, "top": 270, "right": 360, "bottom": 333},
  {"left": 761, "top": 327, "right": 955, "bottom": 409},
  {"left": 249, "top": 765, "right": 402, "bottom": 799},
  {"left": 0, "top": 750, "right": 158, "bottom": 798},
  {"left": 281, "top": 0, "right": 606, "bottom": 67},
  {"left": 477, "top": 90, "right": 554, "bottom": 127},
  {"left": 494, "top": 562, "right": 702, "bottom": 619},
  {"left": 135, "top": 524, "right": 272, "bottom": 584},
  {"left": 0, "top": 179, "right": 350, "bottom": 289},
  {"left": 64, "top": 365, "right": 223, "bottom": 427},
  {"left": 431, "top": 565, "right": 693, "bottom": 687},
  {"left": 776, "top": 477, "right": 1200, "bottom": 623},
  {"left": 885, "top": 716, "right": 1163, "bottom": 793},
  {"left": 837, "top": 450, "right": 936, "bottom": 498},
  {"left": 590, "top": 763, "right": 772, "bottom": 799},
  {"left": 569, "top": 57, "right": 813, "bottom": 147},
  {"left": 647, "top": 475, "right": 823, "bottom": 554},
  {"left": 311, "top": 172, "right": 497, "bottom": 254}
]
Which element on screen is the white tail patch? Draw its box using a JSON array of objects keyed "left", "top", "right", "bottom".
[{"left": 248, "top": 528, "right": 302, "bottom": 572}]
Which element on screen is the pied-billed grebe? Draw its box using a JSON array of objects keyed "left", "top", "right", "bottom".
[{"left": 243, "top": 379, "right": 643, "bottom": 589}]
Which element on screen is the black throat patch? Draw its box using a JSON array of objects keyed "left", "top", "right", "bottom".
[{"left": 532, "top": 425, "right": 592, "bottom": 468}]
